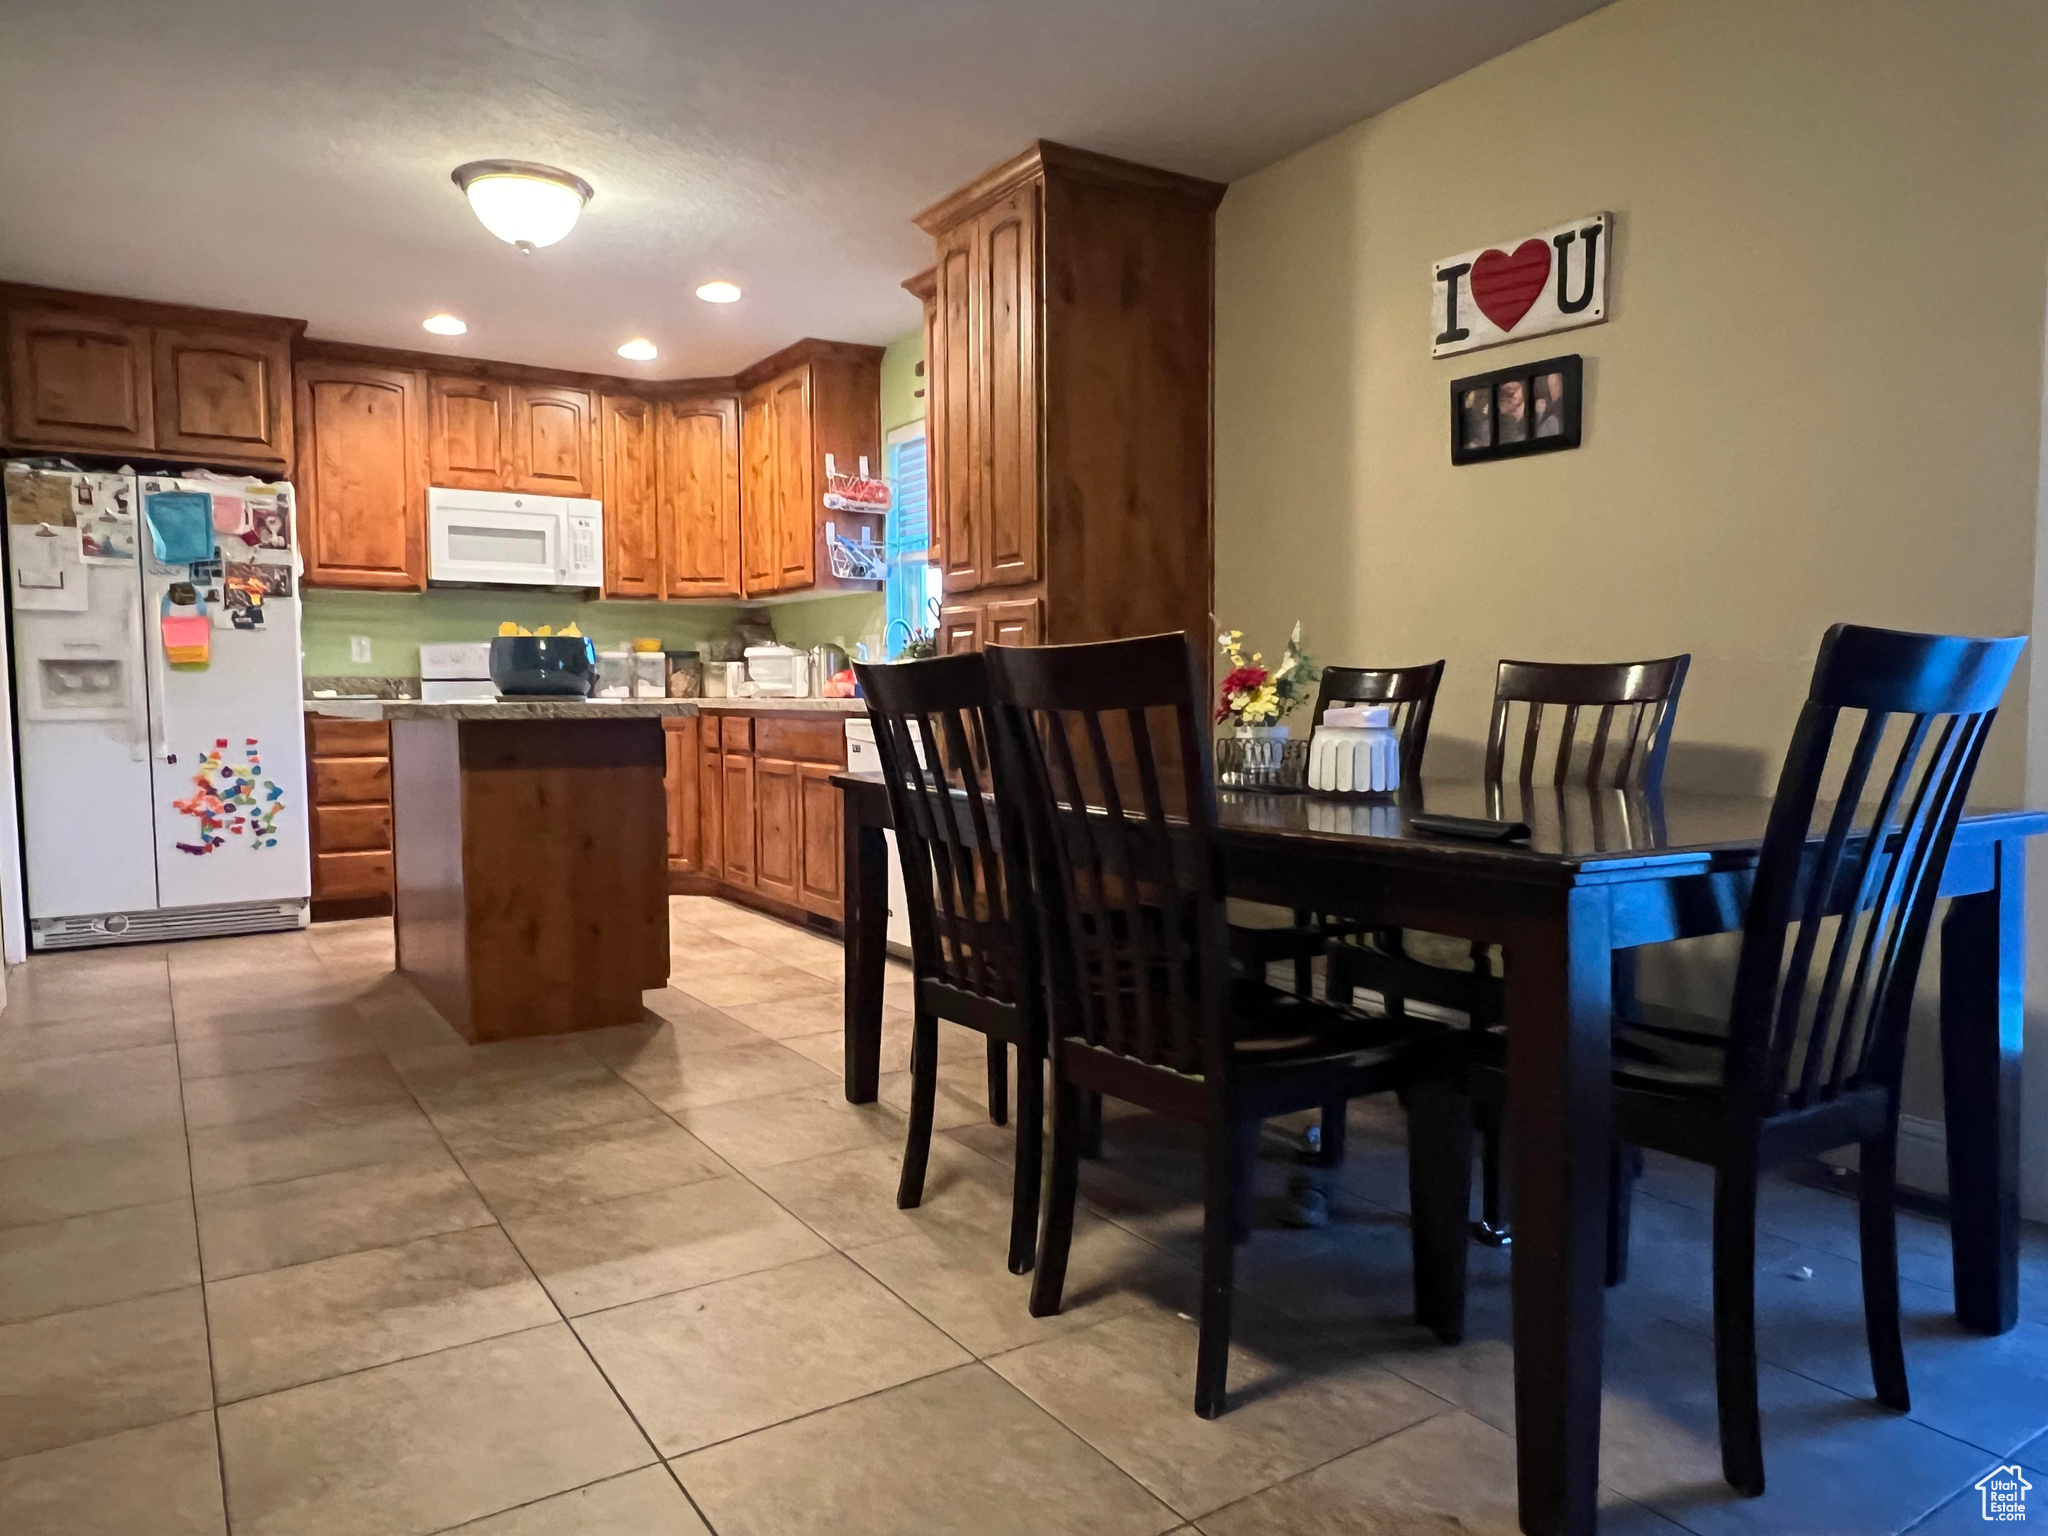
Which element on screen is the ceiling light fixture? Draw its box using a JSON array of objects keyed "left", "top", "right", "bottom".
[
  {"left": 422, "top": 313, "right": 468, "bottom": 336},
  {"left": 451, "top": 159, "right": 593, "bottom": 253},
  {"left": 695, "top": 281, "right": 742, "bottom": 304},
  {"left": 617, "top": 338, "right": 658, "bottom": 362}
]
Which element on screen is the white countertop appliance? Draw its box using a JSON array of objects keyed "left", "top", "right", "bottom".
[
  {"left": 427, "top": 487, "right": 602, "bottom": 590},
  {"left": 419, "top": 641, "right": 497, "bottom": 703},
  {"left": 4, "top": 463, "right": 310, "bottom": 948},
  {"left": 745, "top": 644, "right": 811, "bottom": 698}
]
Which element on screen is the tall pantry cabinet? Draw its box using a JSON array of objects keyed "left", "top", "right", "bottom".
[{"left": 913, "top": 142, "right": 1224, "bottom": 666}]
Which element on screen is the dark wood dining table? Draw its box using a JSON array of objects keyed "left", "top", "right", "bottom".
[{"left": 834, "top": 770, "right": 2042, "bottom": 1536}]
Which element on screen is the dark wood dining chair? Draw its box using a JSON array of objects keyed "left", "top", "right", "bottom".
[
  {"left": 984, "top": 632, "right": 1472, "bottom": 1417},
  {"left": 853, "top": 652, "right": 1044, "bottom": 1275},
  {"left": 1459, "top": 623, "right": 2025, "bottom": 1495},
  {"left": 1328, "top": 653, "right": 1690, "bottom": 1243},
  {"left": 1226, "top": 660, "right": 1445, "bottom": 1169}
]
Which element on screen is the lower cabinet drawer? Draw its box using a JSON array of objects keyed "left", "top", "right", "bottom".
[
  {"left": 308, "top": 716, "right": 391, "bottom": 757},
  {"left": 313, "top": 803, "right": 391, "bottom": 853},
  {"left": 313, "top": 849, "right": 392, "bottom": 900},
  {"left": 312, "top": 756, "right": 390, "bottom": 804},
  {"left": 754, "top": 716, "right": 848, "bottom": 766}
]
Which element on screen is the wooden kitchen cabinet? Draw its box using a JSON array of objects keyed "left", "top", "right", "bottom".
[
  {"left": 662, "top": 716, "right": 700, "bottom": 876},
  {"left": 1, "top": 285, "right": 299, "bottom": 465},
  {"left": 305, "top": 713, "right": 394, "bottom": 916},
  {"left": 428, "top": 374, "right": 510, "bottom": 488},
  {"left": 733, "top": 340, "right": 884, "bottom": 598},
  {"left": 4, "top": 305, "right": 154, "bottom": 453},
  {"left": 600, "top": 393, "right": 660, "bottom": 598},
  {"left": 753, "top": 754, "right": 801, "bottom": 906},
  {"left": 914, "top": 143, "right": 1222, "bottom": 677},
  {"left": 939, "top": 602, "right": 984, "bottom": 655},
  {"left": 721, "top": 753, "right": 756, "bottom": 888},
  {"left": 797, "top": 762, "right": 843, "bottom": 917},
  {"left": 152, "top": 324, "right": 293, "bottom": 465},
  {"left": 698, "top": 731, "right": 724, "bottom": 881},
  {"left": 680, "top": 707, "right": 851, "bottom": 923},
  {"left": 660, "top": 393, "right": 742, "bottom": 598},
  {"left": 295, "top": 360, "right": 427, "bottom": 590},
  {"left": 984, "top": 596, "right": 1043, "bottom": 648},
  {"left": 508, "top": 383, "right": 594, "bottom": 496}
]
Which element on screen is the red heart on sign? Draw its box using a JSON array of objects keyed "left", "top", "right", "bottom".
[{"left": 1469, "top": 239, "right": 1552, "bottom": 331}]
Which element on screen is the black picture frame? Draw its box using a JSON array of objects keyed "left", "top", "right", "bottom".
[{"left": 1449, "top": 353, "right": 1582, "bottom": 465}]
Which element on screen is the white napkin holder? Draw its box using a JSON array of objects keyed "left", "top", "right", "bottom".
[{"left": 1309, "top": 705, "right": 1400, "bottom": 794}]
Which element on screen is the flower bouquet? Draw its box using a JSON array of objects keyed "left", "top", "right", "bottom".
[{"left": 1215, "top": 623, "right": 1320, "bottom": 789}]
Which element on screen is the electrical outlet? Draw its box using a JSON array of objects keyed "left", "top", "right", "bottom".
[{"left": 349, "top": 635, "right": 372, "bottom": 664}]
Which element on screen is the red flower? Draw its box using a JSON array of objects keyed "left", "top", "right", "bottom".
[{"left": 1215, "top": 664, "right": 1269, "bottom": 721}]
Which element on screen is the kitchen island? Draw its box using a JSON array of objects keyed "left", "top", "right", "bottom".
[
  {"left": 382, "top": 698, "right": 692, "bottom": 1043},
  {"left": 304, "top": 694, "right": 869, "bottom": 1042}
]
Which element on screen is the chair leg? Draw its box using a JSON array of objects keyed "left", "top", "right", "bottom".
[
  {"left": 1291, "top": 909, "right": 1315, "bottom": 996},
  {"left": 1474, "top": 1101, "right": 1512, "bottom": 1246},
  {"left": 1859, "top": 1129, "right": 1911, "bottom": 1412},
  {"left": 1314, "top": 1098, "right": 1348, "bottom": 1168},
  {"left": 1231, "top": 1117, "right": 1263, "bottom": 1243},
  {"left": 1078, "top": 1088, "right": 1104, "bottom": 1160},
  {"left": 986, "top": 1036, "right": 1009, "bottom": 1127},
  {"left": 1324, "top": 942, "right": 1356, "bottom": 1008},
  {"left": 1712, "top": 1166, "right": 1766, "bottom": 1497},
  {"left": 1195, "top": 1115, "right": 1246, "bottom": 1419},
  {"left": 1607, "top": 1140, "right": 1642, "bottom": 1287},
  {"left": 1006, "top": 1046, "right": 1043, "bottom": 1277},
  {"left": 896, "top": 1006, "right": 940, "bottom": 1210},
  {"left": 1406, "top": 1076, "right": 1473, "bottom": 1344},
  {"left": 1028, "top": 1077, "right": 1083, "bottom": 1318}
]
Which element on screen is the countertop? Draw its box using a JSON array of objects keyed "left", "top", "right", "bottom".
[{"left": 304, "top": 696, "right": 870, "bottom": 721}]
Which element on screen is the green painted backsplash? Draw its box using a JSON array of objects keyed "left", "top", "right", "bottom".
[{"left": 301, "top": 587, "right": 886, "bottom": 676}]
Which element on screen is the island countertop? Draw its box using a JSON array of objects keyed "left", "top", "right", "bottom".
[{"left": 304, "top": 697, "right": 869, "bottom": 721}]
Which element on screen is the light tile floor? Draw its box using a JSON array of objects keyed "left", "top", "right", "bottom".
[{"left": 0, "top": 896, "right": 2043, "bottom": 1534}]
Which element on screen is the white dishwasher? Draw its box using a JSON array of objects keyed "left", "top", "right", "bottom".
[{"left": 842, "top": 716, "right": 913, "bottom": 956}]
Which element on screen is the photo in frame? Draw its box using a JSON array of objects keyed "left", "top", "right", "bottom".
[{"left": 1449, "top": 353, "right": 1582, "bottom": 466}]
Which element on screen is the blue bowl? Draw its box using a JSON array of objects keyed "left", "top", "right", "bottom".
[{"left": 489, "top": 635, "right": 597, "bottom": 697}]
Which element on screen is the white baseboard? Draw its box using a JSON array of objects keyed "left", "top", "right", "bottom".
[{"left": 1821, "top": 1114, "right": 1949, "bottom": 1199}]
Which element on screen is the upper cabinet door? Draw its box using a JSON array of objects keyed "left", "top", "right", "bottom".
[
  {"left": 769, "top": 371, "right": 813, "bottom": 590},
  {"left": 978, "top": 185, "right": 1041, "bottom": 588},
  {"left": 508, "top": 385, "right": 594, "bottom": 496},
  {"left": 151, "top": 325, "right": 292, "bottom": 464},
  {"left": 428, "top": 375, "right": 510, "bottom": 489},
  {"left": 739, "top": 381, "right": 778, "bottom": 596},
  {"left": 295, "top": 361, "right": 426, "bottom": 590},
  {"left": 661, "top": 395, "right": 742, "bottom": 599},
  {"left": 4, "top": 306, "right": 155, "bottom": 453},
  {"left": 932, "top": 230, "right": 979, "bottom": 592},
  {"left": 598, "top": 393, "right": 659, "bottom": 599}
]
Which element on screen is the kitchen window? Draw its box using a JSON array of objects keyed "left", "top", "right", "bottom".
[{"left": 884, "top": 422, "right": 939, "bottom": 655}]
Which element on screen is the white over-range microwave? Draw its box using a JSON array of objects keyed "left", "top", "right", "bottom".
[{"left": 427, "top": 488, "right": 603, "bottom": 590}]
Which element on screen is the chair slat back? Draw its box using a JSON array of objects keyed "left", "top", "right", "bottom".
[
  {"left": 1485, "top": 654, "right": 1690, "bottom": 789},
  {"left": 1726, "top": 625, "right": 2023, "bottom": 1119},
  {"left": 854, "top": 654, "right": 1031, "bottom": 1007},
  {"left": 1312, "top": 660, "right": 1445, "bottom": 781},
  {"left": 985, "top": 634, "right": 1231, "bottom": 1080}
]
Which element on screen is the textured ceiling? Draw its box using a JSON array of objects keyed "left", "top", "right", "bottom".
[{"left": 0, "top": 0, "right": 1611, "bottom": 377}]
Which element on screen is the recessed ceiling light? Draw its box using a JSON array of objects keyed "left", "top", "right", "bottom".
[
  {"left": 616, "top": 338, "right": 658, "bottom": 362},
  {"left": 451, "top": 159, "right": 593, "bottom": 253},
  {"left": 695, "top": 281, "right": 742, "bottom": 304},
  {"left": 422, "top": 314, "right": 467, "bottom": 336}
]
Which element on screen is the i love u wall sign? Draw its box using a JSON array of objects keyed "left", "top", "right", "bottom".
[{"left": 1430, "top": 212, "right": 1611, "bottom": 359}]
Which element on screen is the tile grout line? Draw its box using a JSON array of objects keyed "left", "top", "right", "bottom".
[
  {"left": 368, "top": 978, "right": 717, "bottom": 1534},
  {"left": 166, "top": 949, "right": 236, "bottom": 1536}
]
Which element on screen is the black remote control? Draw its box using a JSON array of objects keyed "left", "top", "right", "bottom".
[{"left": 1409, "top": 812, "right": 1532, "bottom": 842}]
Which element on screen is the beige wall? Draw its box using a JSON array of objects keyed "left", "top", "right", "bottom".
[
  {"left": 1214, "top": 0, "right": 2048, "bottom": 1204},
  {"left": 1217, "top": 0, "right": 2048, "bottom": 800}
]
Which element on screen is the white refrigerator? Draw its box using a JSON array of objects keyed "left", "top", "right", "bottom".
[{"left": 4, "top": 463, "right": 310, "bottom": 949}]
